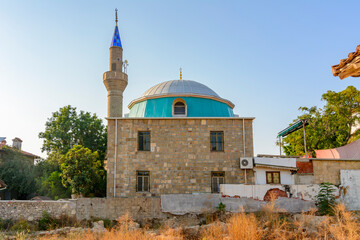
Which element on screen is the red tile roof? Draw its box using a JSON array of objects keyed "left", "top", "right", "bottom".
[
  {"left": 332, "top": 45, "right": 360, "bottom": 79},
  {"left": 21, "top": 150, "right": 40, "bottom": 159}
]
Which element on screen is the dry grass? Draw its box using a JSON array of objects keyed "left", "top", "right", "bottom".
[
  {"left": 227, "top": 213, "right": 261, "bottom": 240},
  {"left": 325, "top": 204, "right": 360, "bottom": 240},
  {"left": 33, "top": 203, "right": 360, "bottom": 240}
]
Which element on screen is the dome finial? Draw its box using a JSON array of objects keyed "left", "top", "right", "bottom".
[
  {"left": 179, "top": 67, "right": 182, "bottom": 80},
  {"left": 115, "top": 8, "right": 118, "bottom": 26}
]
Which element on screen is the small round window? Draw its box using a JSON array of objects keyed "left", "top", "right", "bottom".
[{"left": 173, "top": 101, "right": 186, "bottom": 116}]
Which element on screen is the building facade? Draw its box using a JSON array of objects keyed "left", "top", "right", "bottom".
[{"left": 104, "top": 14, "right": 255, "bottom": 197}]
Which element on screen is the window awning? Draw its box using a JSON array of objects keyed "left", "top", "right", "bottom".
[{"left": 277, "top": 120, "right": 308, "bottom": 138}]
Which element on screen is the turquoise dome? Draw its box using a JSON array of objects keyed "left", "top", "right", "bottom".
[{"left": 128, "top": 80, "right": 234, "bottom": 118}]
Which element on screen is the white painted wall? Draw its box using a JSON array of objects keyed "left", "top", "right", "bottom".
[
  {"left": 254, "top": 167, "right": 294, "bottom": 185},
  {"left": 340, "top": 170, "right": 360, "bottom": 211},
  {"left": 220, "top": 184, "right": 339, "bottom": 201}
]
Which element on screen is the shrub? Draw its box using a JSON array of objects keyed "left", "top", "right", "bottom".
[
  {"left": 216, "top": 202, "right": 226, "bottom": 212},
  {"left": 57, "top": 214, "right": 81, "bottom": 228},
  {"left": 1, "top": 218, "right": 14, "bottom": 231},
  {"left": 316, "top": 182, "right": 336, "bottom": 215},
  {"left": 38, "top": 211, "right": 57, "bottom": 230},
  {"left": 10, "top": 219, "right": 34, "bottom": 232}
]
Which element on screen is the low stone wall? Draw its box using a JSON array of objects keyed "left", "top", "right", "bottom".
[
  {"left": 0, "top": 197, "right": 165, "bottom": 221},
  {"left": 75, "top": 197, "right": 165, "bottom": 220},
  {"left": 0, "top": 200, "right": 76, "bottom": 221}
]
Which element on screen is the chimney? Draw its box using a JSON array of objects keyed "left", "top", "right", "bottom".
[{"left": 12, "top": 137, "right": 22, "bottom": 150}]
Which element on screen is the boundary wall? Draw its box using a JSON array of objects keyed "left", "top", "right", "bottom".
[
  {"left": 0, "top": 197, "right": 164, "bottom": 221},
  {"left": 220, "top": 184, "right": 339, "bottom": 201}
]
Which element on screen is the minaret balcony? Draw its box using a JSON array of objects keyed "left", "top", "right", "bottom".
[{"left": 103, "top": 71, "right": 128, "bottom": 82}]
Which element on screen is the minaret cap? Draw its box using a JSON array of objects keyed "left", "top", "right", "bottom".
[{"left": 111, "top": 8, "right": 122, "bottom": 47}]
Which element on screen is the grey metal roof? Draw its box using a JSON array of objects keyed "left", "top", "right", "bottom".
[{"left": 142, "top": 80, "right": 220, "bottom": 98}]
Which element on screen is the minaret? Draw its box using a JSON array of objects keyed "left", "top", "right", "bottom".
[{"left": 103, "top": 9, "right": 128, "bottom": 118}]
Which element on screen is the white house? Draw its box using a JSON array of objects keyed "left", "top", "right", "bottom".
[{"left": 253, "top": 157, "right": 297, "bottom": 185}]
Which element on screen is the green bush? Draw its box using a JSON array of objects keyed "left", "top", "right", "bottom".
[
  {"left": 10, "top": 219, "right": 33, "bottom": 232},
  {"left": 216, "top": 202, "right": 226, "bottom": 212},
  {"left": 1, "top": 218, "right": 14, "bottom": 231},
  {"left": 103, "top": 218, "right": 116, "bottom": 229},
  {"left": 38, "top": 211, "right": 57, "bottom": 230},
  {"left": 316, "top": 182, "right": 336, "bottom": 215}
]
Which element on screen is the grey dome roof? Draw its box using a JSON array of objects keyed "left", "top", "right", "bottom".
[{"left": 142, "top": 80, "right": 220, "bottom": 98}]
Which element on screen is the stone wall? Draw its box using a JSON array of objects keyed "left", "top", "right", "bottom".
[
  {"left": 0, "top": 200, "right": 76, "bottom": 221},
  {"left": 75, "top": 197, "right": 165, "bottom": 221},
  {"left": 0, "top": 198, "right": 164, "bottom": 221},
  {"left": 0, "top": 192, "right": 317, "bottom": 222},
  {"left": 312, "top": 159, "right": 360, "bottom": 184},
  {"left": 106, "top": 118, "right": 254, "bottom": 197}
]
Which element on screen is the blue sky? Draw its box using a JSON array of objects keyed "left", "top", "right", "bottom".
[{"left": 0, "top": 1, "right": 359, "bottom": 158}]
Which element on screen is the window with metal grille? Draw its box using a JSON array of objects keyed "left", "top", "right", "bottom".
[
  {"left": 136, "top": 171, "right": 150, "bottom": 192},
  {"left": 211, "top": 172, "right": 225, "bottom": 193},
  {"left": 266, "top": 171, "right": 281, "bottom": 184},
  {"left": 173, "top": 101, "right": 186, "bottom": 116},
  {"left": 210, "top": 131, "right": 224, "bottom": 151},
  {"left": 138, "top": 131, "right": 150, "bottom": 151}
]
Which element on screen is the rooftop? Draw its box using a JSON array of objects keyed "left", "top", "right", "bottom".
[{"left": 332, "top": 45, "right": 360, "bottom": 79}]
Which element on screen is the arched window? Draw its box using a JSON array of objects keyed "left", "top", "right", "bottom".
[{"left": 173, "top": 99, "right": 187, "bottom": 116}]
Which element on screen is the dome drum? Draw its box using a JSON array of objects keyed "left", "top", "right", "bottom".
[{"left": 128, "top": 80, "right": 235, "bottom": 118}]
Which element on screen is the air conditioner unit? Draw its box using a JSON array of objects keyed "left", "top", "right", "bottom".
[{"left": 240, "top": 157, "right": 253, "bottom": 169}]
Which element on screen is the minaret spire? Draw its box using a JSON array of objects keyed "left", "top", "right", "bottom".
[{"left": 111, "top": 9, "right": 122, "bottom": 47}]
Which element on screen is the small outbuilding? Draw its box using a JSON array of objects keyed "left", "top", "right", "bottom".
[{"left": 253, "top": 156, "right": 297, "bottom": 185}]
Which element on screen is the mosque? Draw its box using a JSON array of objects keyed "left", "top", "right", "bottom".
[{"left": 104, "top": 12, "right": 255, "bottom": 197}]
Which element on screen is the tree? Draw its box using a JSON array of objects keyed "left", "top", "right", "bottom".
[
  {"left": 60, "top": 145, "right": 103, "bottom": 196},
  {"left": 0, "top": 146, "right": 36, "bottom": 199},
  {"left": 37, "top": 105, "right": 107, "bottom": 197},
  {"left": 282, "top": 86, "right": 360, "bottom": 156},
  {"left": 39, "top": 105, "right": 107, "bottom": 158},
  {"left": 34, "top": 153, "right": 71, "bottom": 200}
]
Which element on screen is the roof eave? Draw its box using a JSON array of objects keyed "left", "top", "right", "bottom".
[{"left": 254, "top": 164, "right": 298, "bottom": 171}]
